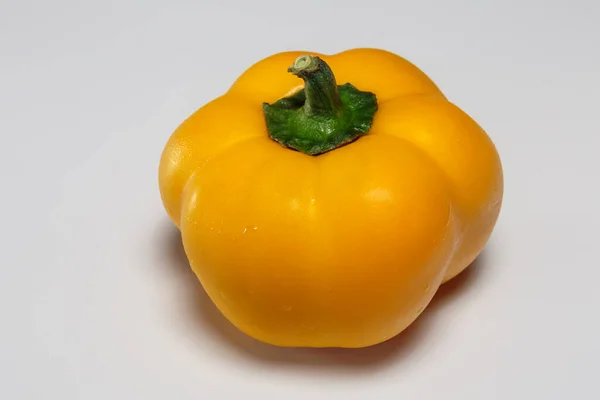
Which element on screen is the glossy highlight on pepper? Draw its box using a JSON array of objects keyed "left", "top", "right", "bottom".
[{"left": 158, "top": 48, "right": 504, "bottom": 348}]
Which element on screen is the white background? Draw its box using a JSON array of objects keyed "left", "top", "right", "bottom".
[{"left": 2, "top": 0, "right": 599, "bottom": 398}]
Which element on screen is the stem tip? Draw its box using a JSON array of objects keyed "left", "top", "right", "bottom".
[{"left": 288, "top": 55, "right": 320, "bottom": 76}]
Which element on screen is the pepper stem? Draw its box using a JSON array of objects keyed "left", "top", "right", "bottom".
[
  {"left": 287, "top": 55, "right": 342, "bottom": 117},
  {"left": 262, "top": 55, "right": 378, "bottom": 156}
]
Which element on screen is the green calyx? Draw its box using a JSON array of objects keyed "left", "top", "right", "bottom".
[{"left": 262, "top": 55, "right": 378, "bottom": 156}]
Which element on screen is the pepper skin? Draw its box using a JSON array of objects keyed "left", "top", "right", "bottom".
[{"left": 158, "top": 48, "right": 503, "bottom": 348}]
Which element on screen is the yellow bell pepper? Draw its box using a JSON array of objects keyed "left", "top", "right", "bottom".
[{"left": 158, "top": 48, "right": 503, "bottom": 348}]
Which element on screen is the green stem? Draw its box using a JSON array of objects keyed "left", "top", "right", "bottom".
[
  {"left": 287, "top": 55, "right": 342, "bottom": 116},
  {"left": 262, "top": 55, "right": 378, "bottom": 156}
]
